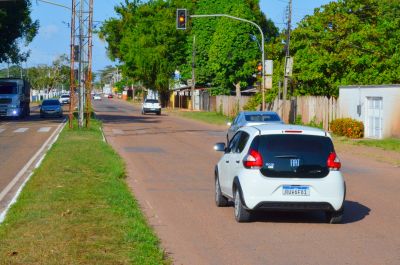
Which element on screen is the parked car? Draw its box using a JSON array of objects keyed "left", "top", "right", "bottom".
[
  {"left": 107, "top": 94, "right": 113, "bottom": 98},
  {"left": 59, "top": 94, "right": 70, "bottom": 105},
  {"left": 142, "top": 98, "right": 161, "bottom": 115},
  {"left": 40, "top": 99, "right": 63, "bottom": 118},
  {"left": 93, "top": 94, "right": 101, "bottom": 101},
  {"left": 214, "top": 124, "right": 346, "bottom": 223},
  {"left": 227, "top": 111, "right": 283, "bottom": 142}
]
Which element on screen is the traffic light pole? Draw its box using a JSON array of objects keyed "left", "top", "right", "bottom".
[{"left": 190, "top": 14, "right": 266, "bottom": 111}]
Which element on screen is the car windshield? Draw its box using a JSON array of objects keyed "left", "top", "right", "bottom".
[
  {"left": 245, "top": 114, "right": 280, "bottom": 122},
  {"left": 0, "top": 82, "right": 17, "bottom": 94},
  {"left": 145, "top": 99, "right": 158, "bottom": 103},
  {"left": 256, "top": 134, "right": 334, "bottom": 178},
  {"left": 42, "top": 100, "right": 60, "bottom": 106}
]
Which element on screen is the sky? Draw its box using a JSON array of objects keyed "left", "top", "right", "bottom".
[{"left": 9, "top": 0, "right": 334, "bottom": 73}]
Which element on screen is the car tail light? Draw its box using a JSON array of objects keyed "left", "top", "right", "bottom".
[
  {"left": 327, "top": 152, "right": 341, "bottom": 170},
  {"left": 284, "top": 130, "right": 303, "bottom": 133},
  {"left": 243, "top": 149, "right": 263, "bottom": 169}
]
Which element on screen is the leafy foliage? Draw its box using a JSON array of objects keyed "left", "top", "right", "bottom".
[
  {"left": 99, "top": 0, "right": 278, "bottom": 96},
  {"left": 291, "top": 0, "right": 400, "bottom": 97},
  {"left": 0, "top": 0, "right": 38, "bottom": 63},
  {"left": 330, "top": 118, "right": 364, "bottom": 138}
]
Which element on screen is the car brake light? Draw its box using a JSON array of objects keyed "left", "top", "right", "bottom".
[
  {"left": 284, "top": 130, "right": 303, "bottom": 133},
  {"left": 243, "top": 149, "right": 263, "bottom": 169},
  {"left": 327, "top": 152, "right": 341, "bottom": 170}
]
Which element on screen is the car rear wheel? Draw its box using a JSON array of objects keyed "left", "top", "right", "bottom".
[
  {"left": 157, "top": 111, "right": 161, "bottom": 115},
  {"left": 234, "top": 189, "right": 251, "bottom": 222},
  {"left": 326, "top": 209, "right": 344, "bottom": 224},
  {"left": 215, "top": 176, "right": 228, "bottom": 207}
]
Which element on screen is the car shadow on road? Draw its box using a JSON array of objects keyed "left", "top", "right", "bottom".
[
  {"left": 250, "top": 200, "right": 370, "bottom": 224},
  {"left": 95, "top": 114, "right": 162, "bottom": 125}
]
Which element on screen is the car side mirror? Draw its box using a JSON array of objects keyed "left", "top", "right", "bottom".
[{"left": 213, "top": 142, "right": 226, "bottom": 152}]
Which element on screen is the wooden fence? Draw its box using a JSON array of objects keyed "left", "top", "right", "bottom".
[{"left": 212, "top": 95, "right": 339, "bottom": 130}]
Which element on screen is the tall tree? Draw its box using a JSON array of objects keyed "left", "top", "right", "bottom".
[
  {"left": 0, "top": 0, "right": 38, "bottom": 63},
  {"left": 291, "top": 0, "right": 400, "bottom": 97}
]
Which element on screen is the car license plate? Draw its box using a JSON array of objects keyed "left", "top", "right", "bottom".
[{"left": 282, "top": 185, "right": 310, "bottom": 196}]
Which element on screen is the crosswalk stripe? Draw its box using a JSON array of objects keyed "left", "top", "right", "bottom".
[
  {"left": 38, "top": 127, "right": 51, "bottom": 133},
  {"left": 14, "top": 128, "right": 29, "bottom": 133}
]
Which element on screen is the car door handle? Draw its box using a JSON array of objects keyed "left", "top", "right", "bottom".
[
  {"left": 225, "top": 160, "right": 229, "bottom": 163},
  {"left": 235, "top": 160, "right": 240, "bottom": 164}
]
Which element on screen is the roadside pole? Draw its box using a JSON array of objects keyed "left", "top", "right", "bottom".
[{"left": 191, "top": 35, "right": 196, "bottom": 111}]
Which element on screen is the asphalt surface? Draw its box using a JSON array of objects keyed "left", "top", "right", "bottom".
[
  {"left": 0, "top": 105, "right": 65, "bottom": 215},
  {"left": 95, "top": 98, "right": 400, "bottom": 265}
]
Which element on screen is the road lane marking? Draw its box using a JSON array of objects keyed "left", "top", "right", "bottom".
[
  {"left": 0, "top": 120, "right": 66, "bottom": 221},
  {"left": 112, "top": 129, "right": 124, "bottom": 135},
  {"left": 38, "top": 127, "right": 51, "bottom": 133},
  {"left": 14, "top": 128, "right": 29, "bottom": 133}
]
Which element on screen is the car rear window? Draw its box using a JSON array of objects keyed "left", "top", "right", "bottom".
[
  {"left": 254, "top": 134, "right": 334, "bottom": 178},
  {"left": 61, "top": 95, "right": 70, "bottom": 98},
  {"left": 245, "top": 114, "right": 280, "bottom": 122},
  {"left": 42, "top": 100, "right": 60, "bottom": 106},
  {"left": 145, "top": 99, "right": 159, "bottom": 103}
]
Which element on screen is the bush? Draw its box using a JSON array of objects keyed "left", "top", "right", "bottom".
[
  {"left": 293, "top": 115, "right": 323, "bottom": 129},
  {"left": 330, "top": 118, "right": 364, "bottom": 138}
]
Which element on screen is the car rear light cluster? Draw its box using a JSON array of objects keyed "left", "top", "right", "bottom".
[
  {"left": 327, "top": 152, "right": 341, "bottom": 170},
  {"left": 243, "top": 149, "right": 263, "bottom": 169}
]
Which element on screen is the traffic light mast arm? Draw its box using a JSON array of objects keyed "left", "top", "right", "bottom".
[{"left": 190, "top": 13, "right": 265, "bottom": 110}]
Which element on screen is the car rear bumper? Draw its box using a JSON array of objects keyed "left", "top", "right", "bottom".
[
  {"left": 143, "top": 108, "right": 161, "bottom": 113},
  {"left": 238, "top": 170, "right": 345, "bottom": 211}
]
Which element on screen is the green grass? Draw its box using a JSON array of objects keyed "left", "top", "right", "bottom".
[
  {"left": 0, "top": 120, "right": 168, "bottom": 265},
  {"left": 353, "top": 138, "right": 400, "bottom": 152},
  {"left": 171, "top": 110, "right": 231, "bottom": 126}
]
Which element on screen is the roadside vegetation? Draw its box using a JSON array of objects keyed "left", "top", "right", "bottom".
[
  {"left": 168, "top": 109, "right": 230, "bottom": 126},
  {"left": 335, "top": 136, "right": 400, "bottom": 153},
  {"left": 0, "top": 120, "right": 168, "bottom": 265}
]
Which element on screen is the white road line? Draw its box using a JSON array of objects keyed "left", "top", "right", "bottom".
[
  {"left": 112, "top": 129, "right": 124, "bottom": 135},
  {"left": 38, "top": 127, "right": 51, "bottom": 133},
  {"left": 0, "top": 121, "right": 66, "bottom": 213},
  {"left": 14, "top": 128, "right": 29, "bottom": 133},
  {"left": 0, "top": 128, "right": 5, "bottom": 134}
]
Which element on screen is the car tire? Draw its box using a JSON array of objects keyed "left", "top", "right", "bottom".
[
  {"left": 157, "top": 111, "right": 161, "bottom": 115},
  {"left": 215, "top": 176, "right": 228, "bottom": 207},
  {"left": 326, "top": 209, "right": 344, "bottom": 224},
  {"left": 234, "top": 189, "right": 251, "bottom": 222}
]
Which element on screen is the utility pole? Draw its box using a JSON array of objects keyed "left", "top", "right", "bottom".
[
  {"left": 69, "top": 0, "right": 94, "bottom": 128},
  {"left": 191, "top": 35, "right": 196, "bottom": 111},
  {"left": 283, "top": 0, "right": 292, "bottom": 122}
]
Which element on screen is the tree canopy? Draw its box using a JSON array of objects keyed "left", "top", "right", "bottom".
[
  {"left": 99, "top": 0, "right": 278, "bottom": 96},
  {"left": 0, "top": 0, "right": 38, "bottom": 63},
  {"left": 291, "top": 0, "right": 400, "bottom": 97}
]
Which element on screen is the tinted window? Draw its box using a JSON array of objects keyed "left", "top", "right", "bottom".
[
  {"left": 42, "top": 100, "right": 60, "bottom": 106},
  {"left": 61, "top": 95, "right": 70, "bottom": 98},
  {"left": 0, "top": 82, "right": 17, "bottom": 94},
  {"left": 145, "top": 99, "right": 158, "bottom": 103},
  {"left": 228, "top": 132, "right": 242, "bottom": 153},
  {"left": 255, "top": 134, "right": 334, "bottom": 178},
  {"left": 245, "top": 114, "right": 280, "bottom": 122},
  {"left": 235, "top": 132, "right": 249, "bottom": 153}
]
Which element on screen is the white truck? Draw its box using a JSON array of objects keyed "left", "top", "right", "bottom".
[{"left": 0, "top": 78, "right": 31, "bottom": 118}]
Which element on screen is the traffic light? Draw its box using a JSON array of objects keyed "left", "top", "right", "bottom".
[
  {"left": 257, "top": 61, "right": 263, "bottom": 75},
  {"left": 176, "top": 9, "right": 187, "bottom": 30}
]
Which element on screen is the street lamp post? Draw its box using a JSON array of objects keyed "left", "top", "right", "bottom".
[{"left": 190, "top": 14, "right": 266, "bottom": 111}]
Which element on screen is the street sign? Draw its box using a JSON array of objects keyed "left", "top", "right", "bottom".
[
  {"left": 285, "top": 57, "right": 294, "bottom": 77},
  {"left": 265, "top": 60, "right": 273, "bottom": 76},
  {"left": 187, "top": 79, "right": 193, "bottom": 86}
]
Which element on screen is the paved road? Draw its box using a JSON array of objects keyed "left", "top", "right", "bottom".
[
  {"left": 0, "top": 106, "right": 65, "bottom": 215},
  {"left": 95, "top": 99, "right": 400, "bottom": 265}
]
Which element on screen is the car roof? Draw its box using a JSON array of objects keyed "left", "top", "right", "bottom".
[
  {"left": 239, "top": 111, "right": 279, "bottom": 116},
  {"left": 241, "top": 124, "right": 329, "bottom": 137}
]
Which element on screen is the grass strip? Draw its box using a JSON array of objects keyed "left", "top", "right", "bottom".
[
  {"left": 334, "top": 136, "right": 400, "bottom": 153},
  {"left": 0, "top": 119, "right": 168, "bottom": 265},
  {"left": 168, "top": 109, "right": 231, "bottom": 126}
]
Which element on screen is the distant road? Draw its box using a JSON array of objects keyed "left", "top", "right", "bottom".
[
  {"left": 0, "top": 106, "right": 65, "bottom": 216},
  {"left": 95, "top": 98, "right": 399, "bottom": 265}
]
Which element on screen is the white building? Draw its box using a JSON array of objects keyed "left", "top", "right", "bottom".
[{"left": 339, "top": 85, "right": 400, "bottom": 139}]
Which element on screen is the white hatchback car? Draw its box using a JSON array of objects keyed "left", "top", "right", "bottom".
[
  {"left": 214, "top": 124, "right": 346, "bottom": 223},
  {"left": 141, "top": 98, "right": 161, "bottom": 115}
]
